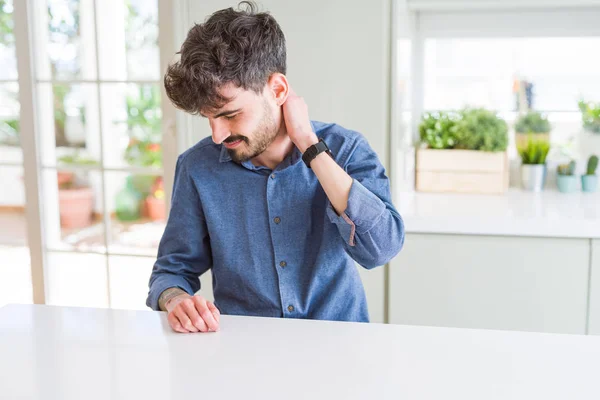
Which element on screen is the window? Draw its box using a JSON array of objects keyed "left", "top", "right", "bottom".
[
  {"left": 4, "top": 0, "right": 175, "bottom": 310},
  {"left": 400, "top": 7, "right": 600, "bottom": 163}
]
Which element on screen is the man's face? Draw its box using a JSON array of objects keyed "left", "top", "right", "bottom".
[{"left": 202, "top": 83, "right": 279, "bottom": 163}]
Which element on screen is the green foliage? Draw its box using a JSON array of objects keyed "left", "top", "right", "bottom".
[
  {"left": 515, "top": 111, "right": 551, "bottom": 134},
  {"left": 557, "top": 160, "right": 576, "bottom": 176},
  {"left": 419, "top": 111, "right": 460, "bottom": 150},
  {"left": 57, "top": 151, "right": 98, "bottom": 165},
  {"left": 0, "top": 0, "right": 14, "bottom": 47},
  {"left": 579, "top": 100, "right": 600, "bottom": 134},
  {"left": 454, "top": 108, "right": 509, "bottom": 152},
  {"left": 587, "top": 155, "right": 598, "bottom": 176},
  {"left": 57, "top": 150, "right": 98, "bottom": 189},
  {"left": 419, "top": 108, "right": 508, "bottom": 152},
  {"left": 518, "top": 136, "right": 551, "bottom": 165},
  {"left": 122, "top": 85, "right": 162, "bottom": 168},
  {"left": 0, "top": 118, "right": 19, "bottom": 146}
]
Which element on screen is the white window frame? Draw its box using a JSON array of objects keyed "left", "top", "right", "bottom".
[
  {"left": 11, "top": 0, "right": 179, "bottom": 306},
  {"left": 400, "top": 4, "right": 600, "bottom": 144}
]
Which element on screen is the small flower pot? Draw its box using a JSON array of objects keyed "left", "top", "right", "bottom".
[
  {"left": 59, "top": 187, "right": 94, "bottom": 228},
  {"left": 581, "top": 175, "right": 598, "bottom": 193},
  {"left": 146, "top": 196, "right": 166, "bottom": 221},
  {"left": 520, "top": 164, "right": 546, "bottom": 192},
  {"left": 556, "top": 175, "right": 578, "bottom": 193}
]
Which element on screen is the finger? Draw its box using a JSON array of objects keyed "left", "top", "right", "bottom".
[
  {"left": 174, "top": 307, "right": 199, "bottom": 333},
  {"left": 193, "top": 297, "right": 219, "bottom": 332},
  {"left": 168, "top": 313, "right": 188, "bottom": 333},
  {"left": 206, "top": 301, "right": 220, "bottom": 323},
  {"left": 182, "top": 299, "right": 208, "bottom": 332}
]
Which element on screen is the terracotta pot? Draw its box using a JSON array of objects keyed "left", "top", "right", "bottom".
[
  {"left": 57, "top": 171, "right": 75, "bottom": 186},
  {"left": 145, "top": 196, "right": 166, "bottom": 221},
  {"left": 59, "top": 187, "right": 94, "bottom": 229}
]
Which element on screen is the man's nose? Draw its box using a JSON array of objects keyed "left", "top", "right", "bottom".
[{"left": 210, "top": 119, "right": 230, "bottom": 144}]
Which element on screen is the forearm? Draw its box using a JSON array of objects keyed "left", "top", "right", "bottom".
[
  {"left": 299, "top": 137, "right": 353, "bottom": 216},
  {"left": 158, "top": 287, "right": 188, "bottom": 311}
]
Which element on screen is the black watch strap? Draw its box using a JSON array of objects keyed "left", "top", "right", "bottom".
[{"left": 302, "top": 138, "right": 333, "bottom": 168}]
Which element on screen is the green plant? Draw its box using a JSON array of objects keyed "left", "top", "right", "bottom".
[
  {"left": 57, "top": 151, "right": 98, "bottom": 189},
  {"left": 57, "top": 152, "right": 98, "bottom": 166},
  {"left": 0, "top": 118, "right": 19, "bottom": 146},
  {"left": 579, "top": 100, "right": 600, "bottom": 133},
  {"left": 587, "top": 155, "right": 598, "bottom": 176},
  {"left": 557, "top": 160, "right": 576, "bottom": 176},
  {"left": 454, "top": 108, "right": 509, "bottom": 152},
  {"left": 515, "top": 111, "right": 551, "bottom": 134},
  {"left": 122, "top": 85, "right": 162, "bottom": 168},
  {"left": 418, "top": 111, "right": 460, "bottom": 150},
  {"left": 0, "top": 0, "right": 15, "bottom": 47},
  {"left": 518, "top": 136, "right": 551, "bottom": 165}
]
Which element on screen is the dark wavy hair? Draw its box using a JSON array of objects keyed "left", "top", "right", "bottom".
[{"left": 164, "top": 1, "right": 287, "bottom": 115}]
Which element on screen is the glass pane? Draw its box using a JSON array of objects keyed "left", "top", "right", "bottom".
[
  {"left": 36, "top": 0, "right": 97, "bottom": 81},
  {"left": 46, "top": 252, "right": 108, "bottom": 307},
  {"left": 37, "top": 83, "right": 101, "bottom": 167},
  {"left": 0, "top": 166, "right": 32, "bottom": 307},
  {"left": 96, "top": 0, "right": 159, "bottom": 81},
  {"left": 0, "top": 82, "right": 21, "bottom": 161},
  {"left": 100, "top": 84, "right": 162, "bottom": 169},
  {"left": 105, "top": 171, "right": 165, "bottom": 257},
  {"left": 0, "top": 0, "right": 17, "bottom": 80},
  {"left": 424, "top": 37, "right": 600, "bottom": 112},
  {"left": 42, "top": 168, "right": 106, "bottom": 253},
  {"left": 109, "top": 255, "right": 154, "bottom": 310}
]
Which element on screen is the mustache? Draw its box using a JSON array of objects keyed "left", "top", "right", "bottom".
[{"left": 224, "top": 135, "right": 248, "bottom": 144}]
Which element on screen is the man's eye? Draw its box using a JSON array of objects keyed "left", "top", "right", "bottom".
[{"left": 224, "top": 114, "right": 237, "bottom": 120}]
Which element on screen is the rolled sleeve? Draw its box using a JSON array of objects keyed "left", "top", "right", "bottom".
[
  {"left": 326, "top": 179, "right": 386, "bottom": 246},
  {"left": 326, "top": 135, "right": 405, "bottom": 269}
]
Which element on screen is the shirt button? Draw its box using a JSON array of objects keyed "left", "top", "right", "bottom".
[
  {"left": 270, "top": 174, "right": 275, "bottom": 179},
  {"left": 279, "top": 261, "right": 287, "bottom": 267},
  {"left": 288, "top": 305, "right": 294, "bottom": 312},
  {"left": 274, "top": 217, "right": 281, "bottom": 224}
]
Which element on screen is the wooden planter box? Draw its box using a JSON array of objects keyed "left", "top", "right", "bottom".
[{"left": 416, "top": 149, "right": 509, "bottom": 194}]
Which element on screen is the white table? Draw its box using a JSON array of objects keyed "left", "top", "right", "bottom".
[{"left": 1, "top": 304, "right": 600, "bottom": 399}]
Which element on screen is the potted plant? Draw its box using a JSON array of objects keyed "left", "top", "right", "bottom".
[
  {"left": 518, "top": 136, "right": 550, "bottom": 192},
  {"left": 112, "top": 85, "right": 164, "bottom": 221},
  {"left": 416, "top": 108, "right": 509, "bottom": 194},
  {"left": 582, "top": 155, "right": 598, "bottom": 193},
  {"left": 577, "top": 100, "right": 600, "bottom": 165},
  {"left": 57, "top": 153, "right": 98, "bottom": 229},
  {"left": 146, "top": 176, "right": 166, "bottom": 221},
  {"left": 556, "top": 161, "right": 578, "bottom": 193},
  {"left": 514, "top": 111, "right": 551, "bottom": 148}
]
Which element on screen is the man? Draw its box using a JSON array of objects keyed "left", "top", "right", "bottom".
[{"left": 147, "top": 2, "right": 405, "bottom": 333}]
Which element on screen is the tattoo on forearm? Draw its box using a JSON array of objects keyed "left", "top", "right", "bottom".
[{"left": 158, "top": 287, "right": 187, "bottom": 311}]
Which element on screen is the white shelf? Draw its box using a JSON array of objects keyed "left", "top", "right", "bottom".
[{"left": 399, "top": 188, "right": 600, "bottom": 238}]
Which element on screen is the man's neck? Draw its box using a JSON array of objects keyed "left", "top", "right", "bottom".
[{"left": 250, "top": 125, "right": 295, "bottom": 170}]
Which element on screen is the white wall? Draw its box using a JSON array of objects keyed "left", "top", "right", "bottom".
[{"left": 182, "top": 0, "right": 393, "bottom": 322}]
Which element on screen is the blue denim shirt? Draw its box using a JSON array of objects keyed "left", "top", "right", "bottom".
[{"left": 146, "top": 121, "right": 405, "bottom": 322}]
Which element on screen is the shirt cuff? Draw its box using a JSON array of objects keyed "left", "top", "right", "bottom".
[
  {"left": 325, "top": 179, "right": 386, "bottom": 246},
  {"left": 146, "top": 274, "right": 195, "bottom": 311}
]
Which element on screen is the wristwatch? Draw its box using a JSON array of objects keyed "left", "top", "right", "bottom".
[{"left": 302, "top": 138, "right": 334, "bottom": 168}]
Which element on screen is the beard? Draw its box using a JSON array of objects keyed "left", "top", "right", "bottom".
[{"left": 224, "top": 100, "right": 279, "bottom": 164}]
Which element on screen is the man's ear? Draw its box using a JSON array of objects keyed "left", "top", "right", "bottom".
[{"left": 266, "top": 73, "right": 289, "bottom": 106}]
